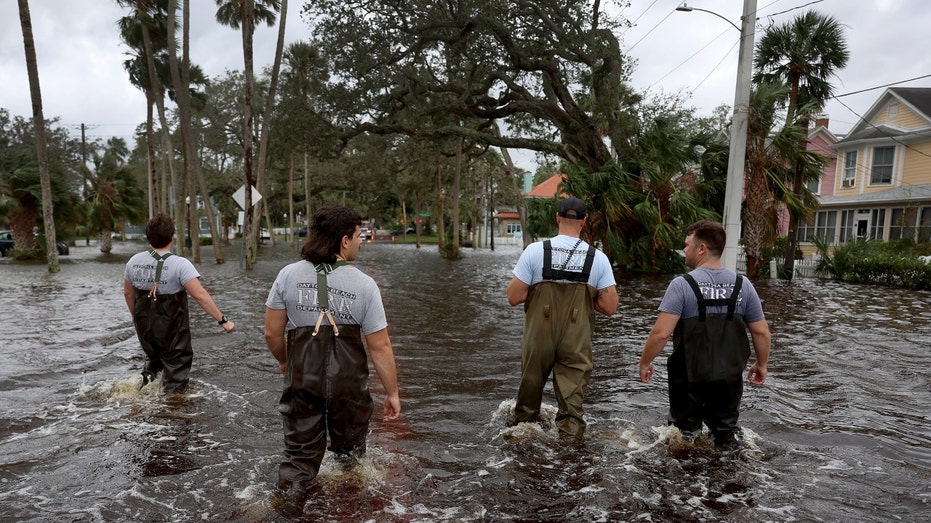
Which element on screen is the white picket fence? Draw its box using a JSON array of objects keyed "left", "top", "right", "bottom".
[{"left": 736, "top": 252, "right": 822, "bottom": 279}]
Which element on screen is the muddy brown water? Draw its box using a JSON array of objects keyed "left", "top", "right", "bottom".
[{"left": 1, "top": 240, "right": 929, "bottom": 522}]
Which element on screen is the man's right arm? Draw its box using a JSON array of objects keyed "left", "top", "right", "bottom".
[
  {"left": 746, "top": 319, "right": 771, "bottom": 385},
  {"left": 123, "top": 280, "right": 135, "bottom": 319},
  {"left": 264, "top": 307, "right": 288, "bottom": 374},
  {"left": 506, "top": 276, "right": 529, "bottom": 306},
  {"left": 594, "top": 285, "right": 618, "bottom": 316},
  {"left": 365, "top": 328, "right": 401, "bottom": 420}
]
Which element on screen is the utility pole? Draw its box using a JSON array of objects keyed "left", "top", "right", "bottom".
[{"left": 721, "top": 0, "right": 757, "bottom": 270}]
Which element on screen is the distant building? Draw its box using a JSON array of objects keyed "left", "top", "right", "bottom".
[
  {"left": 493, "top": 173, "right": 570, "bottom": 238},
  {"left": 798, "top": 87, "right": 931, "bottom": 251}
]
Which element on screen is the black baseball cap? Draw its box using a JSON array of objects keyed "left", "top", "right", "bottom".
[{"left": 558, "top": 197, "right": 586, "bottom": 219}]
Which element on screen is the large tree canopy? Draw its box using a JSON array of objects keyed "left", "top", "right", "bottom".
[{"left": 301, "top": 0, "right": 640, "bottom": 172}]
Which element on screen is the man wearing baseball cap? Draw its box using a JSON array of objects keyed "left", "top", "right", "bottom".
[{"left": 506, "top": 197, "right": 618, "bottom": 439}]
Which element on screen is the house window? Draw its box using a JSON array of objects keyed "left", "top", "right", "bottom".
[
  {"left": 870, "top": 146, "right": 895, "bottom": 185},
  {"left": 506, "top": 223, "right": 522, "bottom": 235},
  {"left": 918, "top": 208, "right": 931, "bottom": 243},
  {"left": 870, "top": 208, "right": 886, "bottom": 240},
  {"left": 887, "top": 103, "right": 898, "bottom": 118},
  {"left": 840, "top": 210, "right": 857, "bottom": 243},
  {"left": 889, "top": 207, "right": 917, "bottom": 241},
  {"left": 806, "top": 177, "right": 820, "bottom": 194},
  {"left": 842, "top": 151, "right": 857, "bottom": 186},
  {"left": 799, "top": 210, "right": 836, "bottom": 243}
]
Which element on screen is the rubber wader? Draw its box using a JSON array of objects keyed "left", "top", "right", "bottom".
[
  {"left": 133, "top": 251, "right": 193, "bottom": 394},
  {"left": 667, "top": 274, "right": 751, "bottom": 446},
  {"left": 515, "top": 240, "right": 597, "bottom": 439},
  {"left": 277, "top": 262, "right": 374, "bottom": 487}
]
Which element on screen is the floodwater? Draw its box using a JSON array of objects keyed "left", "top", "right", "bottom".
[{"left": 1, "top": 240, "right": 929, "bottom": 522}]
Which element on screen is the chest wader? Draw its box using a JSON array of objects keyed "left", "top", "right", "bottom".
[
  {"left": 667, "top": 274, "right": 751, "bottom": 446},
  {"left": 132, "top": 251, "right": 193, "bottom": 394},
  {"left": 515, "top": 240, "right": 597, "bottom": 439},
  {"left": 277, "top": 262, "right": 374, "bottom": 488}
]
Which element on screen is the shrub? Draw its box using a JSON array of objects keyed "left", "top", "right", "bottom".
[{"left": 814, "top": 237, "right": 931, "bottom": 290}]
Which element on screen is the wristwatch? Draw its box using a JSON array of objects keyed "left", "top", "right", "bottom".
[{"left": 218, "top": 315, "right": 230, "bottom": 325}]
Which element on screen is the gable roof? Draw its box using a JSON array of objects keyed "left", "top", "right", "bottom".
[
  {"left": 836, "top": 87, "right": 931, "bottom": 145},
  {"left": 526, "top": 173, "right": 567, "bottom": 198}
]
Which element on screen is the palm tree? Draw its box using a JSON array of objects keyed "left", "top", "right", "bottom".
[
  {"left": 215, "top": 0, "right": 280, "bottom": 269},
  {"left": 167, "top": 0, "right": 226, "bottom": 263},
  {"left": 116, "top": 0, "right": 167, "bottom": 219},
  {"left": 86, "top": 138, "right": 148, "bottom": 252},
  {"left": 753, "top": 10, "right": 849, "bottom": 278},
  {"left": 743, "top": 82, "right": 825, "bottom": 277},
  {"left": 0, "top": 120, "right": 81, "bottom": 259},
  {"left": 561, "top": 115, "right": 722, "bottom": 272},
  {"left": 16, "top": 0, "right": 59, "bottom": 272}
]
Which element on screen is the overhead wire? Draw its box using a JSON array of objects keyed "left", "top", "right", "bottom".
[{"left": 620, "top": 0, "right": 661, "bottom": 35}]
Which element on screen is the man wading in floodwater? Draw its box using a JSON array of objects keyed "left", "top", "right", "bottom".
[
  {"left": 506, "top": 197, "right": 618, "bottom": 439},
  {"left": 123, "top": 214, "right": 236, "bottom": 393},
  {"left": 639, "top": 220, "right": 770, "bottom": 449},
  {"left": 265, "top": 205, "right": 400, "bottom": 495}
]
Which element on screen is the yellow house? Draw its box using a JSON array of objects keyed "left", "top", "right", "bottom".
[{"left": 804, "top": 87, "right": 931, "bottom": 246}]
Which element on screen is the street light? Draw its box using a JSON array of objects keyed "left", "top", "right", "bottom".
[
  {"left": 677, "top": 0, "right": 757, "bottom": 271},
  {"left": 675, "top": 3, "right": 739, "bottom": 31}
]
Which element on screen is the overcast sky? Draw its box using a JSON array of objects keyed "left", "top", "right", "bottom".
[{"left": 2, "top": 0, "right": 929, "bottom": 172}]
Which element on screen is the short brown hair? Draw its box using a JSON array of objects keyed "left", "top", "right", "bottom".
[
  {"left": 145, "top": 213, "right": 175, "bottom": 249},
  {"left": 685, "top": 220, "right": 726, "bottom": 256}
]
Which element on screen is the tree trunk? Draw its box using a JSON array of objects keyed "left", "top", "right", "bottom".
[
  {"left": 288, "top": 154, "right": 295, "bottom": 247},
  {"left": 252, "top": 0, "right": 288, "bottom": 255},
  {"left": 781, "top": 114, "right": 811, "bottom": 280},
  {"left": 17, "top": 0, "right": 59, "bottom": 272},
  {"left": 242, "top": 0, "right": 257, "bottom": 269},
  {"left": 167, "top": 0, "right": 224, "bottom": 263},
  {"left": 99, "top": 229, "right": 113, "bottom": 254},
  {"left": 304, "top": 152, "right": 312, "bottom": 225},
  {"left": 435, "top": 159, "right": 445, "bottom": 254},
  {"left": 446, "top": 136, "right": 462, "bottom": 260},
  {"left": 140, "top": 19, "right": 161, "bottom": 218}
]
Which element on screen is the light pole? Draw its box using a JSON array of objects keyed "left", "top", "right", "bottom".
[{"left": 677, "top": 0, "right": 757, "bottom": 270}]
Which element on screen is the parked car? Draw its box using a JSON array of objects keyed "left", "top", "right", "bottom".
[
  {"left": 0, "top": 230, "right": 69, "bottom": 256},
  {"left": 391, "top": 227, "right": 416, "bottom": 236},
  {"left": 360, "top": 226, "right": 374, "bottom": 241}
]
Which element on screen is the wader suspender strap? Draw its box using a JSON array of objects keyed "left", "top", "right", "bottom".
[
  {"left": 146, "top": 250, "right": 173, "bottom": 300},
  {"left": 541, "top": 239, "right": 596, "bottom": 282},
  {"left": 312, "top": 261, "right": 347, "bottom": 337},
  {"left": 682, "top": 273, "right": 743, "bottom": 322}
]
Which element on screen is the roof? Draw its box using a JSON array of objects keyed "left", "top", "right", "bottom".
[
  {"left": 818, "top": 183, "right": 931, "bottom": 207},
  {"left": 836, "top": 87, "right": 931, "bottom": 145},
  {"left": 892, "top": 87, "right": 931, "bottom": 116},
  {"left": 495, "top": 211, "right": 520, "bottom": 220},
  {"left": 526, "top": 174, "right": 567, "bottom": 198}
]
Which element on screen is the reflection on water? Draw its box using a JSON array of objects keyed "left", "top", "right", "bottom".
[{"left": 1, "top": 241, "right": 929, "bottom": 521}]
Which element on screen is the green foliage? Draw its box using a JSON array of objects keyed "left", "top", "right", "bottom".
[
  {"left": 812, "top": 236, "right": 870, "bottom": 279},
  {"left": 813, "top": 236, "right": 931, "bottom": 289},
  {"left": 524, "top": 198, "right": 559, "bottom": 242}
]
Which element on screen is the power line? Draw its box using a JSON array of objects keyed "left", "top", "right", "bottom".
[
  {"left": 648, "top": 27, "right": 735, "bottom": 89},
  {"left": 765, "top": 0, "right": 824, "bottom": 20},
  {"left": 692, "top": 39, "right": 740, "bottom": 93},
  {"left": 626, "top": 8, "right": 674, "bottom": 51},
  {"left": 621, "top": 0, "right": 661, "bottom": 35},
  {"left": 833, "top": 74, "right": 931, "bottom": 98}
]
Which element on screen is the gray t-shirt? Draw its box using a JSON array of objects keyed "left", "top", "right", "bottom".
[
  {"left": 124, "top": 250, "right": 201, "bottom": 294},
  {"left": 266, "top": 260, "right": 388, "bottom": 335},
  {"left": 658, "top": 266, "right": 765, "bottom": 323}
]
